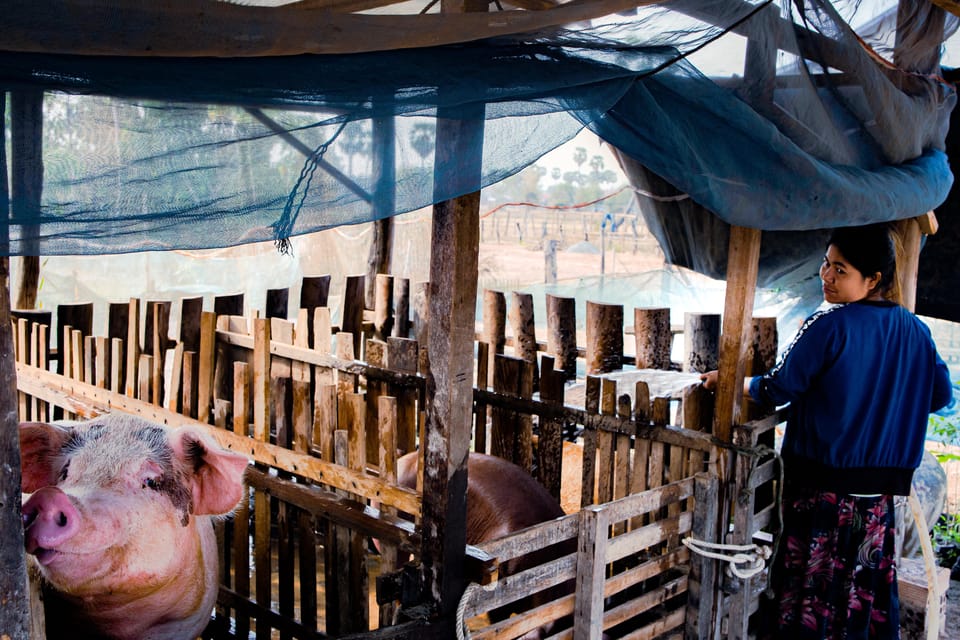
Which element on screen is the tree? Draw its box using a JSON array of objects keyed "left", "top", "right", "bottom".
[{"left": 409, "top": 122, "right": 435, "bottom": 167}]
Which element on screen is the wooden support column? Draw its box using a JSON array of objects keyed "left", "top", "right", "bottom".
[
  {"left": 418, "top": 0, "right": 484, "bottom": 625},
  {"left": 366, "top": 112, "right": 396, "bottom": 310},
  {"left": 712, "top": 228, "right": 762, "bottom": 442},
  {"left": 896, "top": 212, "right": 937, "bottom": 312},
  {"left": 10, "top": 89, "right": 42, "bottom": 310},
  {"left": 0, "top": 90, "right": 34, "bottom": 640}
]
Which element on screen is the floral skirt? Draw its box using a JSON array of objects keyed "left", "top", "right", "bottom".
[{"left": 758, "top": 486, "right": 900, "bottom": 639}]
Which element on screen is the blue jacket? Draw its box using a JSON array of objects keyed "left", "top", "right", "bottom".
[{"left": 749, "top": 300, "right": 953, "bottom": 495}]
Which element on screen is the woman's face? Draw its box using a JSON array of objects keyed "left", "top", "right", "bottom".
[{"left": 819, "top": 244, "right": 881, "bottom": 304}]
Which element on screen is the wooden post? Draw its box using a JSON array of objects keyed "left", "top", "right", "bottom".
[
  {"left": 394, "top": 277, "right": 410, "bottom": 338},
  {"left": 419, "top": 59, "right": 483, "bottom": 627},
  {"left": 546, "top": 293, "right": 577, "bottom": 380},
  {"left": 342, "top": 274, "right": 366, "bottom": 359},
  {"left": 585, "top": 300, "right": 623, "bottom": 375},
  {"left": 10, "top": 89, "right": 42, "bottom": 311},
  {"left": 0, "top": 89, "right": 33, "bottom": 638},
  {"left": 482, "top": 289, "right": 506, "bottom": 377},
  {"left": 683, "top": 312, "right": 720, "bottom": 374},
  {"left": 634, "top": 307, "right": 672, "bottom": 370},
  {"left": 374, "top": 273, "right": 395, "bottom": 340},
  {"left": 509, "top": 291, "right": 538, "bottom": 386},
  {"left": 712, "top": 226, "right": 761, "bottom": 442}
]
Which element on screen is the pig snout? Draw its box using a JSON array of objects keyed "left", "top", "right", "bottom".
[{"left": 22, "top": 487, "right": 81, "bottom": 564}]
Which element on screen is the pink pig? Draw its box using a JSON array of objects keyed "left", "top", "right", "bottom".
[{"left": 20, "top": 414, "right": 249, "bottom": 640}]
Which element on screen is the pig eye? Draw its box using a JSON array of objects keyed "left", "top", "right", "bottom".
[
  {"left": 57, "top": 461, "right": 70, "bottom": 482},
  {"left": 143, "top": 477, "right": 161, "bottom": 491}
]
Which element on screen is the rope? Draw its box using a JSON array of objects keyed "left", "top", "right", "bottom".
[
  {"left": 682, "top": 536, "right": 772, "bottom": 579},
  {"left": 456, "top": 581, "right": 499, "bottom": 640}
]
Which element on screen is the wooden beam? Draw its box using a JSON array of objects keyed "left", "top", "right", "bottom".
[
  {"left": 712, "top": 225, "right": 761, "bottom": 443},
  {"left": 418, "top": 0, "right": 484, "bottom": 627},
  {"left": 10, "top": 89, "right": 42, "bottom": 310},
  {"left": 0, "top": 90, "right": 34, "bottom": 640}
]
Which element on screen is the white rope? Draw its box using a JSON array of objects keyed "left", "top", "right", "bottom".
[
  {"left": 682, "top": 536, "right": 772, "bottom": 579},
  {"left": 456, "top": 581, "right": 499, "bottom": 640}
]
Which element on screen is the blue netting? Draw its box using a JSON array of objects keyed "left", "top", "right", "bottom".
[{"left": 0, "top": 0, "right": 955, "bottom": 261}]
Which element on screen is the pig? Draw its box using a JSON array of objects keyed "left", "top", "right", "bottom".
[
  {"left": 395, "top": 451, "right": 572, "bottom": 639},
  {"left": 19, "top": 413, "right": 249, "bottom": 640}
]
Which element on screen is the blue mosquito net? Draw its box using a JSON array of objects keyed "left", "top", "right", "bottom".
[{"left": 0, "top": 0, "right": 957, "bottom": 315}]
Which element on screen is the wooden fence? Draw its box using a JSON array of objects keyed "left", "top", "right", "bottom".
[{"left": 12, "top": 274, "right": 782, "bottom": 639}]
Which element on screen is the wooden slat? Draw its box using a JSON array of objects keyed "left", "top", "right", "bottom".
[
  {"left": 15, "top": 361, "right": 422, "bottom": 515},
  {"left": 197, "top": 311, "right": 217, "bottom": 423},
  {"left": 125, "top": 298, "right": 140, "bottom": 397},
  {"left": 292, "top": 309, "right": 313, "bottom": 455},
  {"left": 574, "top": 505, "right": 608, "bottom": 640}
]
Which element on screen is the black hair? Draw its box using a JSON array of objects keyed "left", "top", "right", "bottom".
[{"left": 826, "top": 223, "right": 897, "bottom": 296}]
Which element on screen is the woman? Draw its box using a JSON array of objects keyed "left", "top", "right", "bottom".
[{"left": 701, "top": 223, "right": 953, "bottom": 639}]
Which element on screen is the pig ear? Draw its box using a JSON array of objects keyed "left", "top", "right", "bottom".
[
  {"left": 171, "top": 427, "right": 249, "bottom": 515},
  {"left": 19, "top": 422, "right": 73, "bottom": 493}
]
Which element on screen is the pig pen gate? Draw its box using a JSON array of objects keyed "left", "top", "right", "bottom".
[{"left": 8, "top": 275, "right": 784, "bottom": 639}]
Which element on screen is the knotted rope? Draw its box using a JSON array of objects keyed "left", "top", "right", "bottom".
[
  {"left": 682, "top": 537, "right": 772, "bottom": 579},
  {"left": 456, "top": 581, "right": 499, "bottom": 640}
]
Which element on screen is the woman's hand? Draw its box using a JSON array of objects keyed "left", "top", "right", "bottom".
[{"left": 699, "top": 370, "right": 718, "bottom": 391}]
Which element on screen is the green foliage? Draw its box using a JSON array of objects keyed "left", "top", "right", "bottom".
[
  {"left": 933, "top": 513, "right": 960, "bottom": 569},
  {"left": 929, "top": 412, "right": 960, "bottom": 464},
  {"left": 929, "top": 406, "right": 960, "bottom": 568}
]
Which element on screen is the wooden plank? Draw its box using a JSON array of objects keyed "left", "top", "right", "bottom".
[
  {"left": 125, "top": 298, "right": 140, "bottom": 397},
  {"left": 232, "top": 482, "right": 251, "bottom": 640},
  {"left": 537, "top": 355, "right": 564, "bottom": 502},
  {"left": 292, "top": 309, "right": 313, "bottom": 455},
  {"left": 110, "top": 337, "right": 123, "bottom": 395},
  {"left": 167, "top": 342, "right": 183, "bottom": 413},
  {"left": 491, "top": 354, "right": 523, "bottom": 466},
  {"left": 314, "top": 383, "right": 337, "bottom": 461},
  {"left": 270, "top": 318, "right": 295, "bottom": 449},
  {"left": 84, "top": 335, "right": 96, "bottom": 388},
  {"left": 300, "top": 275, "right": 331, "bottom": 316},
  {"left": 474, "top": 341, "right": 489, "bottom": 454},
  {"left": 686, "top": 472, "right": 720, "bottom": 640},
  {"left": 574, "top": 506, "right": 608, "bottom": 640},
  {"left": 254, "top": 485, "right": 272, "bottom": 640},
  {"left": 138, "top": 353, "right": 152, "bottom": 403},
  {"left": 393, "top": 277, "right": 410, "bottom": 339},
  {"left": 197, "top": 311, "right": 217, "bottom": 424},
  {"left": 181, "top": 351, "right": 197, "bottom": 419},
  {"left": 265, "top": 287, "right": 289, "bottom": 320},
  {"left": 71, "top": 328, "right": 84, "bottom": 383},
  {"left": 214, "top": 292, "right": 244, "bottom": 317},
  {"left": 16, "top": 362, "right": 421, "bottom": 515},
  {"left": 597, "top": 378, "right": 617, "bottom": 504},
  {"left": 386, "top": 336, "right": 419, "bottom": 456},
  {"left": 374, "top": 273, "right": 395, "bottom": 340},
  {"left": 366, "top": 338, "right": 388, "bottom": 464},
  {"left": 178, "top": 296, "right": 204, "bottom": 353},
  {"left": 544, "top": 294, "right": 577, "bottom": 380},
  {"left": 342, "top": 274, "right": 366, "bottom": 358},
  {"left": 712, "top": 226, "right": 761, "bottom": 443},
  {"left": 253, "top": 318, "right": 272, "bottom": 443},
  {"left": 94, "top": 335, "right": 109, "bottom": 390},
  {"left": 581, "top": 375, "right": 600, "bottom": 509}
]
